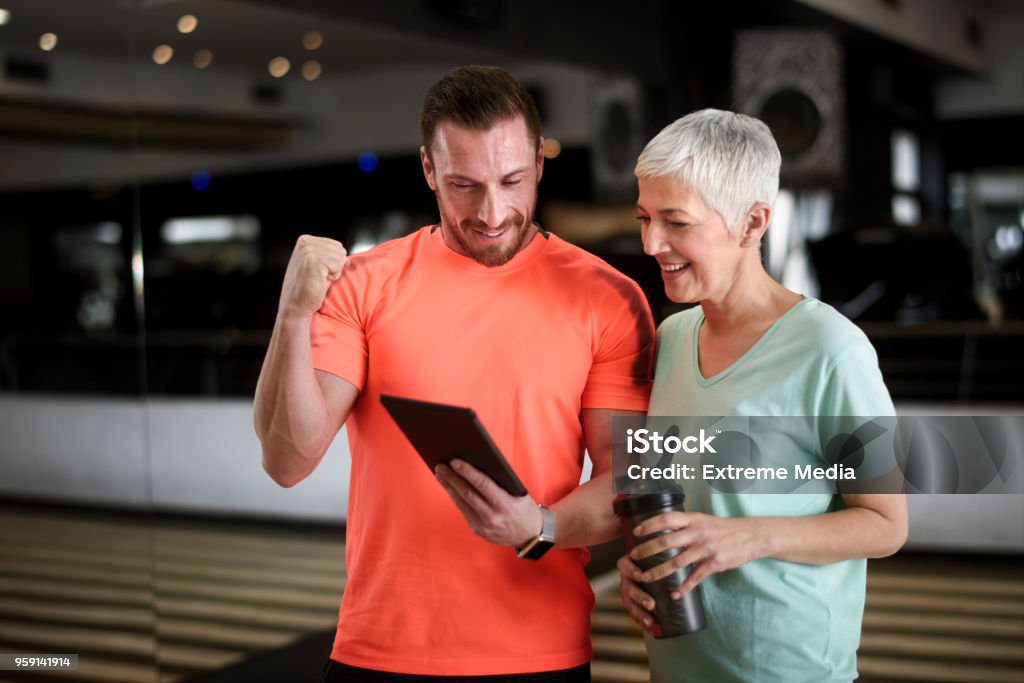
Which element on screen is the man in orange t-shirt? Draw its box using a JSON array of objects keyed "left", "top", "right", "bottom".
[{"left": 254, "top": 66, "right": 654, "bottom": 682}]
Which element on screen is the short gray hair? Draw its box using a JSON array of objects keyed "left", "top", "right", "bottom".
[{"left": 635, "top": 109, "right": 781, "bottom": 232}]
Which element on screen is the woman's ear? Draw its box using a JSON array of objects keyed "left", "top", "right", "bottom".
[{"left": 740, "top": 203, "right": 772, "bottom": 248}]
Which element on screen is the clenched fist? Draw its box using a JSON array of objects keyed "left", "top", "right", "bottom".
[{"left": 278, "top": 235, "right": 348, "bottom": 319}]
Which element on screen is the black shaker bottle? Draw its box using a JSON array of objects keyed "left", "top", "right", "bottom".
[{"left": 613, "top": 489, "right": 707, "bottom": 637}]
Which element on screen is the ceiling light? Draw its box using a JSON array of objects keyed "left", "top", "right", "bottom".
[
  {"left": 39, "top": 32, "right": 57, "bottom": 51},
  {"left": 153, "top": 44, "right": 174, "bottom": 65},
  {"left": 268, "top": 56, "right": 290, "bottom": 78},
  {"left": 0, "top": 9, "right": 11, "bottom": 26},
  {"left": 302, "top": 31, "right": 323, "bottom": 50},
  {"left": 301, "top": 60, "right": 321, "bottom": 81},
  {"left": 177, "top": 14, "right": 198, "bottom": 34},
  {"left": 193, "top": 49, "right": 212, "bottom": 69}
]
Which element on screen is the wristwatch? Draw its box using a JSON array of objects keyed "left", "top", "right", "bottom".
[{"left": 515, "top": 505, "right": 556, "bottom": 560}]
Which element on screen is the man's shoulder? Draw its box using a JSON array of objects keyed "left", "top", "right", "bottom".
[
  {"left": 540, "top": 233, "right": 651, "bottom": 325},
  {"left": 343, "top": 226, "right": 430, "bottom": 275},
  {"left": 543, "top": 232, "right": 643, "bottom": 291}
]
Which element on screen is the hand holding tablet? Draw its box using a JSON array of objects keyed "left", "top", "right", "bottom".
[{"left": 380, "top": 394, "right": 529, "bottom": 497}]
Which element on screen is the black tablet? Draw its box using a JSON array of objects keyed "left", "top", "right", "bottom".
[{"left": 379, "top": 394, "right": 529, "bottom": 497}]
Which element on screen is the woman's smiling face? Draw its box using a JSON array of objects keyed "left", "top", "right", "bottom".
[{"left": 637, "top": 175, "right": 746, "bottom": 304}]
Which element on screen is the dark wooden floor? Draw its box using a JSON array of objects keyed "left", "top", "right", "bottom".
[
  {"left": 0, "top": 503, "right": 344, "bottom": 682},
  {"left": 0, "top": 503, "right": 1021, "bottom": 682}
]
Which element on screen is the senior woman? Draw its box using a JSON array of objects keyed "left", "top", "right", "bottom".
[{"left": 618, "top": 109, "right": 908, "bottom": 683}]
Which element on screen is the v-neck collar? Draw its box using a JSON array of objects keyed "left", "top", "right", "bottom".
[{"left": 692, "top": 298, "right": 810, "bottom": 386}]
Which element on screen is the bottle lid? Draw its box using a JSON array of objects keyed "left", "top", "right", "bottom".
[{"left": 612, "top": 489, "right": 685, "bottom": 517}]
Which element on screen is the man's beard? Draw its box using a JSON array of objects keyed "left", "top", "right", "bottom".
[{"left": 445, "top": 213, "right": 534, "bottom": 267}]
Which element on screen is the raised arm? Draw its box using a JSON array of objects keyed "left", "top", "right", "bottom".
[{"left": 254, "top": 235, "right": 360, "bottom": 487}]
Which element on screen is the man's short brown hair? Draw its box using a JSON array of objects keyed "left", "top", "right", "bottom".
[{"left": 420, "top": 65, "right": 541, "bottom": 155}]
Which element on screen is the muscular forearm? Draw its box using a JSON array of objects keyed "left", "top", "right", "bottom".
[
  {"left": 758, "top": 497, "right": 908, "bottom": 564},
  {"left": 254, "top": 234, "right": 356, "bottom": 488},
  {"left": 551, "top": 471, "right": 621, "bottom": 548},
  {"left": 254, "top": 314, "right": 334, "bottom": 487},
  {"left": 547, "top": 408, "right": 641, "bottom": 549}
]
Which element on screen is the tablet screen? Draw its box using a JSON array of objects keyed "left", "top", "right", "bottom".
[{"left": 380, "top": 394, "right": 529, "bottom": 497}]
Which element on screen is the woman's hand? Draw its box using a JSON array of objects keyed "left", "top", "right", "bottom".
[
  {"left": 617, "top": 554, "right": 657, "bottom": 634},
  {"left": 629, "top": 511, "right": 767, "bottom": 598}
]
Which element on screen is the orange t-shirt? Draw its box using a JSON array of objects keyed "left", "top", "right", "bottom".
[{"left": 311, "top": 225, "right": 653, "bottom": 675}]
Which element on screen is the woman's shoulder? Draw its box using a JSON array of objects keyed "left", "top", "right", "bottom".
[
  {"left": 784, "top": 298, "right": 874, "bottom": 358},
  {"left": 658, "top": 305, "right": 703, "bottom": 335}
]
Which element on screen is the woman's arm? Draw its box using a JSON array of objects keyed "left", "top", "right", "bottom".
[
  {"left": 633, "top": 493, "right": 906, "bottom": 594},
  {"left": 617, "top": 493, "right": 906, "bottom": 630}
]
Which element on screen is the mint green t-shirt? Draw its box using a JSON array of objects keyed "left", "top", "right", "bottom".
[{"left": 645, "top": 298, "right": 894, "bottom": 683}]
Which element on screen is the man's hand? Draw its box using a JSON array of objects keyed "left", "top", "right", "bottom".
[
  {"left": 279, "top": 235, "right": 348, "bottom": 319},
  {"left": 435, "top": 459, "right": 543, "bottom": 547}
]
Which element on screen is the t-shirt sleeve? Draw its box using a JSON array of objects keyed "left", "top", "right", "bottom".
[
  {"left": 309, "top": 255, "right": 376, "bottom": 391},
  {"left": 815, "top": 333, "right": 897, "bottom": 485},
  {"left": 581, "top": 274, "right": 655, "bottom": 411},
  {"left": 821, "top": 337, "right": 895, "bottom": 417}
]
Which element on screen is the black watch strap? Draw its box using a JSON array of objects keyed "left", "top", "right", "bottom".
[{"left": 515, "top": 505, "right": 555, "bottom": 560}]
